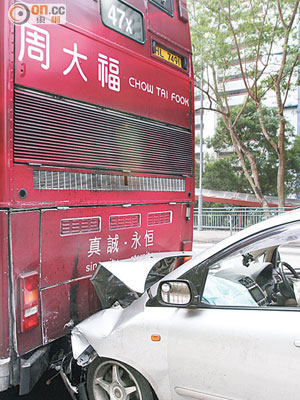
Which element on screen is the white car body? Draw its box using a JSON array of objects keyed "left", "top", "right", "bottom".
[{"left": 71, "top": 209, "right": 300, "bottom": 400}]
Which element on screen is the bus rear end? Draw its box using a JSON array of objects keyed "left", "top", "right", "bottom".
[{"left": 1, "top": 0, "right": 194, "bottom": 394}]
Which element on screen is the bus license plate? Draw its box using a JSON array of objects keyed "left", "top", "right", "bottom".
[{"left": 154, "top": 46, "right": 182, "bottom": 68}]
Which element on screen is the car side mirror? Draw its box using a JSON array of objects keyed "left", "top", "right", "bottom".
[{"left": 157, "top": 280, "right": 196, "bottom": 307}]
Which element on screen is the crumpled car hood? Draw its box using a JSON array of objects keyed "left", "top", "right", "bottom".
[{"left": 91, "top": 252, "right": 193, "bottom": 309}]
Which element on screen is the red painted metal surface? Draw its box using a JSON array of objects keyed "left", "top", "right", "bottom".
[
  {"left": 0, "top": 211, "right": 9, "bottom": 358},
  {"left": 14, "top": 1, "right": 192, "bottom": 129},
  {"left": 13, "top": 164, "right": 194, "bottom": 207},
  {"left": 0, "top": 0, "right": 14, "bottom": 207},
  {"left": 41, "top": 279, "right": 100, "bottom": 344},
  {"left": 40, "top": 204, "right": 191, "bottom": 288},
  {"left": 1, "top": 0, "right": 194, "bottom": 377},
  {"left": 148, "top": 1, "right": 192, "bottom": 49},
  {"left": 11, "top": 211, "right": 42, "bottom": 356}
]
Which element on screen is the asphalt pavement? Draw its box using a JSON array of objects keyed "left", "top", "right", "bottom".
[{"left": 1, "top": 370, "right": 71, "bottom": 400}]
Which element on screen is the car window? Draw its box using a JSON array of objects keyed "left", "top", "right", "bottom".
[
  {"left": 180, "top": 221, "right": 300, "bottom": 309},
  {"left": 184, "top": 254, "right": 266, "bottom": 307}
]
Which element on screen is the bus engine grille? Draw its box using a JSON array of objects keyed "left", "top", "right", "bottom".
[
  {"left": 32, "top": 170, "right": 185, "bottom": 192},
  {"left": 14, "top": 90, "right": 193, "bottom": 176}
]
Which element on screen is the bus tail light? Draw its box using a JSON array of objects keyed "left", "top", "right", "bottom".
[{"left": 19, "top": 272, "right": 40, "bottom": 333}]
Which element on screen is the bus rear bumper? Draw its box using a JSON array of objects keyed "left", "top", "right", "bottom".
[
  {"left": 0, "top": 357, "right": 10, "bottom": 392},
  {"left": 19, "top": 347, "right": 49, "bottom": 395}
]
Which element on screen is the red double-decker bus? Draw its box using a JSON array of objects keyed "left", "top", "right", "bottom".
[{"left": 0, "top": 0, "right": 194, "bottom": 394}]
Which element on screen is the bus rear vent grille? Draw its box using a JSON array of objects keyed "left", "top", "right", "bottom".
[
  {"left": 147, "top": 211, "right": 172, "bottom": 226},
  {"left": 61, "top": 217, "right": 101, "bottom": 236},
  {"left": 14, "top": 90, "right": 193, "bottom": 176},
  {"left": 33, "top": 170, "right": 185, "bottom": 192},
  {"left": 109, "top": 214, "right": 141, "bottom": 230}
]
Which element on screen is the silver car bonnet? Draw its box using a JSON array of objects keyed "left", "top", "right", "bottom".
[{"left": 91, "top": 251, "right": 194, "bottom": 309}]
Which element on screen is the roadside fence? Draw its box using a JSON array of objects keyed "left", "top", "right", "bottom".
[{"left": 194, "top": 207, "right": 296, "bottom": 233}]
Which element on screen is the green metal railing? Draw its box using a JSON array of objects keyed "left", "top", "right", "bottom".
[{"left": 194, "top": 207, "right": 296, "bottom": 232}]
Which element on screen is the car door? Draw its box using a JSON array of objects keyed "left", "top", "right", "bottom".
[
  {"left": 164, "top": 224, "right": 300, "bottom": 400},
  {"left": 167, "top": 306, "right": 300, "bottom": 400}
]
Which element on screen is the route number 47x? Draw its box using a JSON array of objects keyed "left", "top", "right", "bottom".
[{"left": 108, "top": 5, "right": 133, "bottom": 34}]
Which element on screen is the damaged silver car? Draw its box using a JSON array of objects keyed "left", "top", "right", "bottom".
[{"left": 63, "top": 210, "right": 300, "bottom": 400}]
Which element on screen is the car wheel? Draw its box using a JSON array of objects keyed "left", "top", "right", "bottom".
[{"left": 86, "top": 357, "right": 154, "bottom": 400}]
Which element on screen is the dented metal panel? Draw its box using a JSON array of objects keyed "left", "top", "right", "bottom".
[
  {"left": 41, "top": 278, "right": 99, "bottom": 345},
  {"left": 91, "top": 252, "right": 194, "bottom": 309},
  {"left": 94, "top": 252, "right": 190, "bottom": 294},
  {"left": 39, "top": 203, "right": 192, "bottom": 342}
]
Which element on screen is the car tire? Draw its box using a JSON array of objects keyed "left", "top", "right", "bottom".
[{"left": 86, "top": 357, "right": 154, "bottom": 400}]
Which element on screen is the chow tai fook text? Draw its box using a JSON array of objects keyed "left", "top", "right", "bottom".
[{"left": 16, "top": 23, "right": 189, "bottom": 107}]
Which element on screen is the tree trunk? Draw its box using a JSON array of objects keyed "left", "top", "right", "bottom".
[
  {"left": 277, "top": 119, "right": 286, "bottom": 208},
  {"left": 224, "top": 120, "right": 270, "bottom": 208}
]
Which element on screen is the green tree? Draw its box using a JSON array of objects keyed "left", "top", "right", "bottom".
[
  {"left": 202, "top": 156, "right": 249, "bottom": 191},
  {"left": 205, "top": 101, "right": 298, "bottom": 196},
  {"left": 189, "top": 0, "right": 300, "bottom": 206}
]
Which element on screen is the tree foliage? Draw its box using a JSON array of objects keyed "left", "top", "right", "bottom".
[
  {"left": 204, "top": 102, "right": 298, "bottom": 196},
  {"left": 203, "top": 156, "right": 249, "bottom": 191},
  {"left": 189, "top": 0, "right": 300, "bottom": 206}
]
